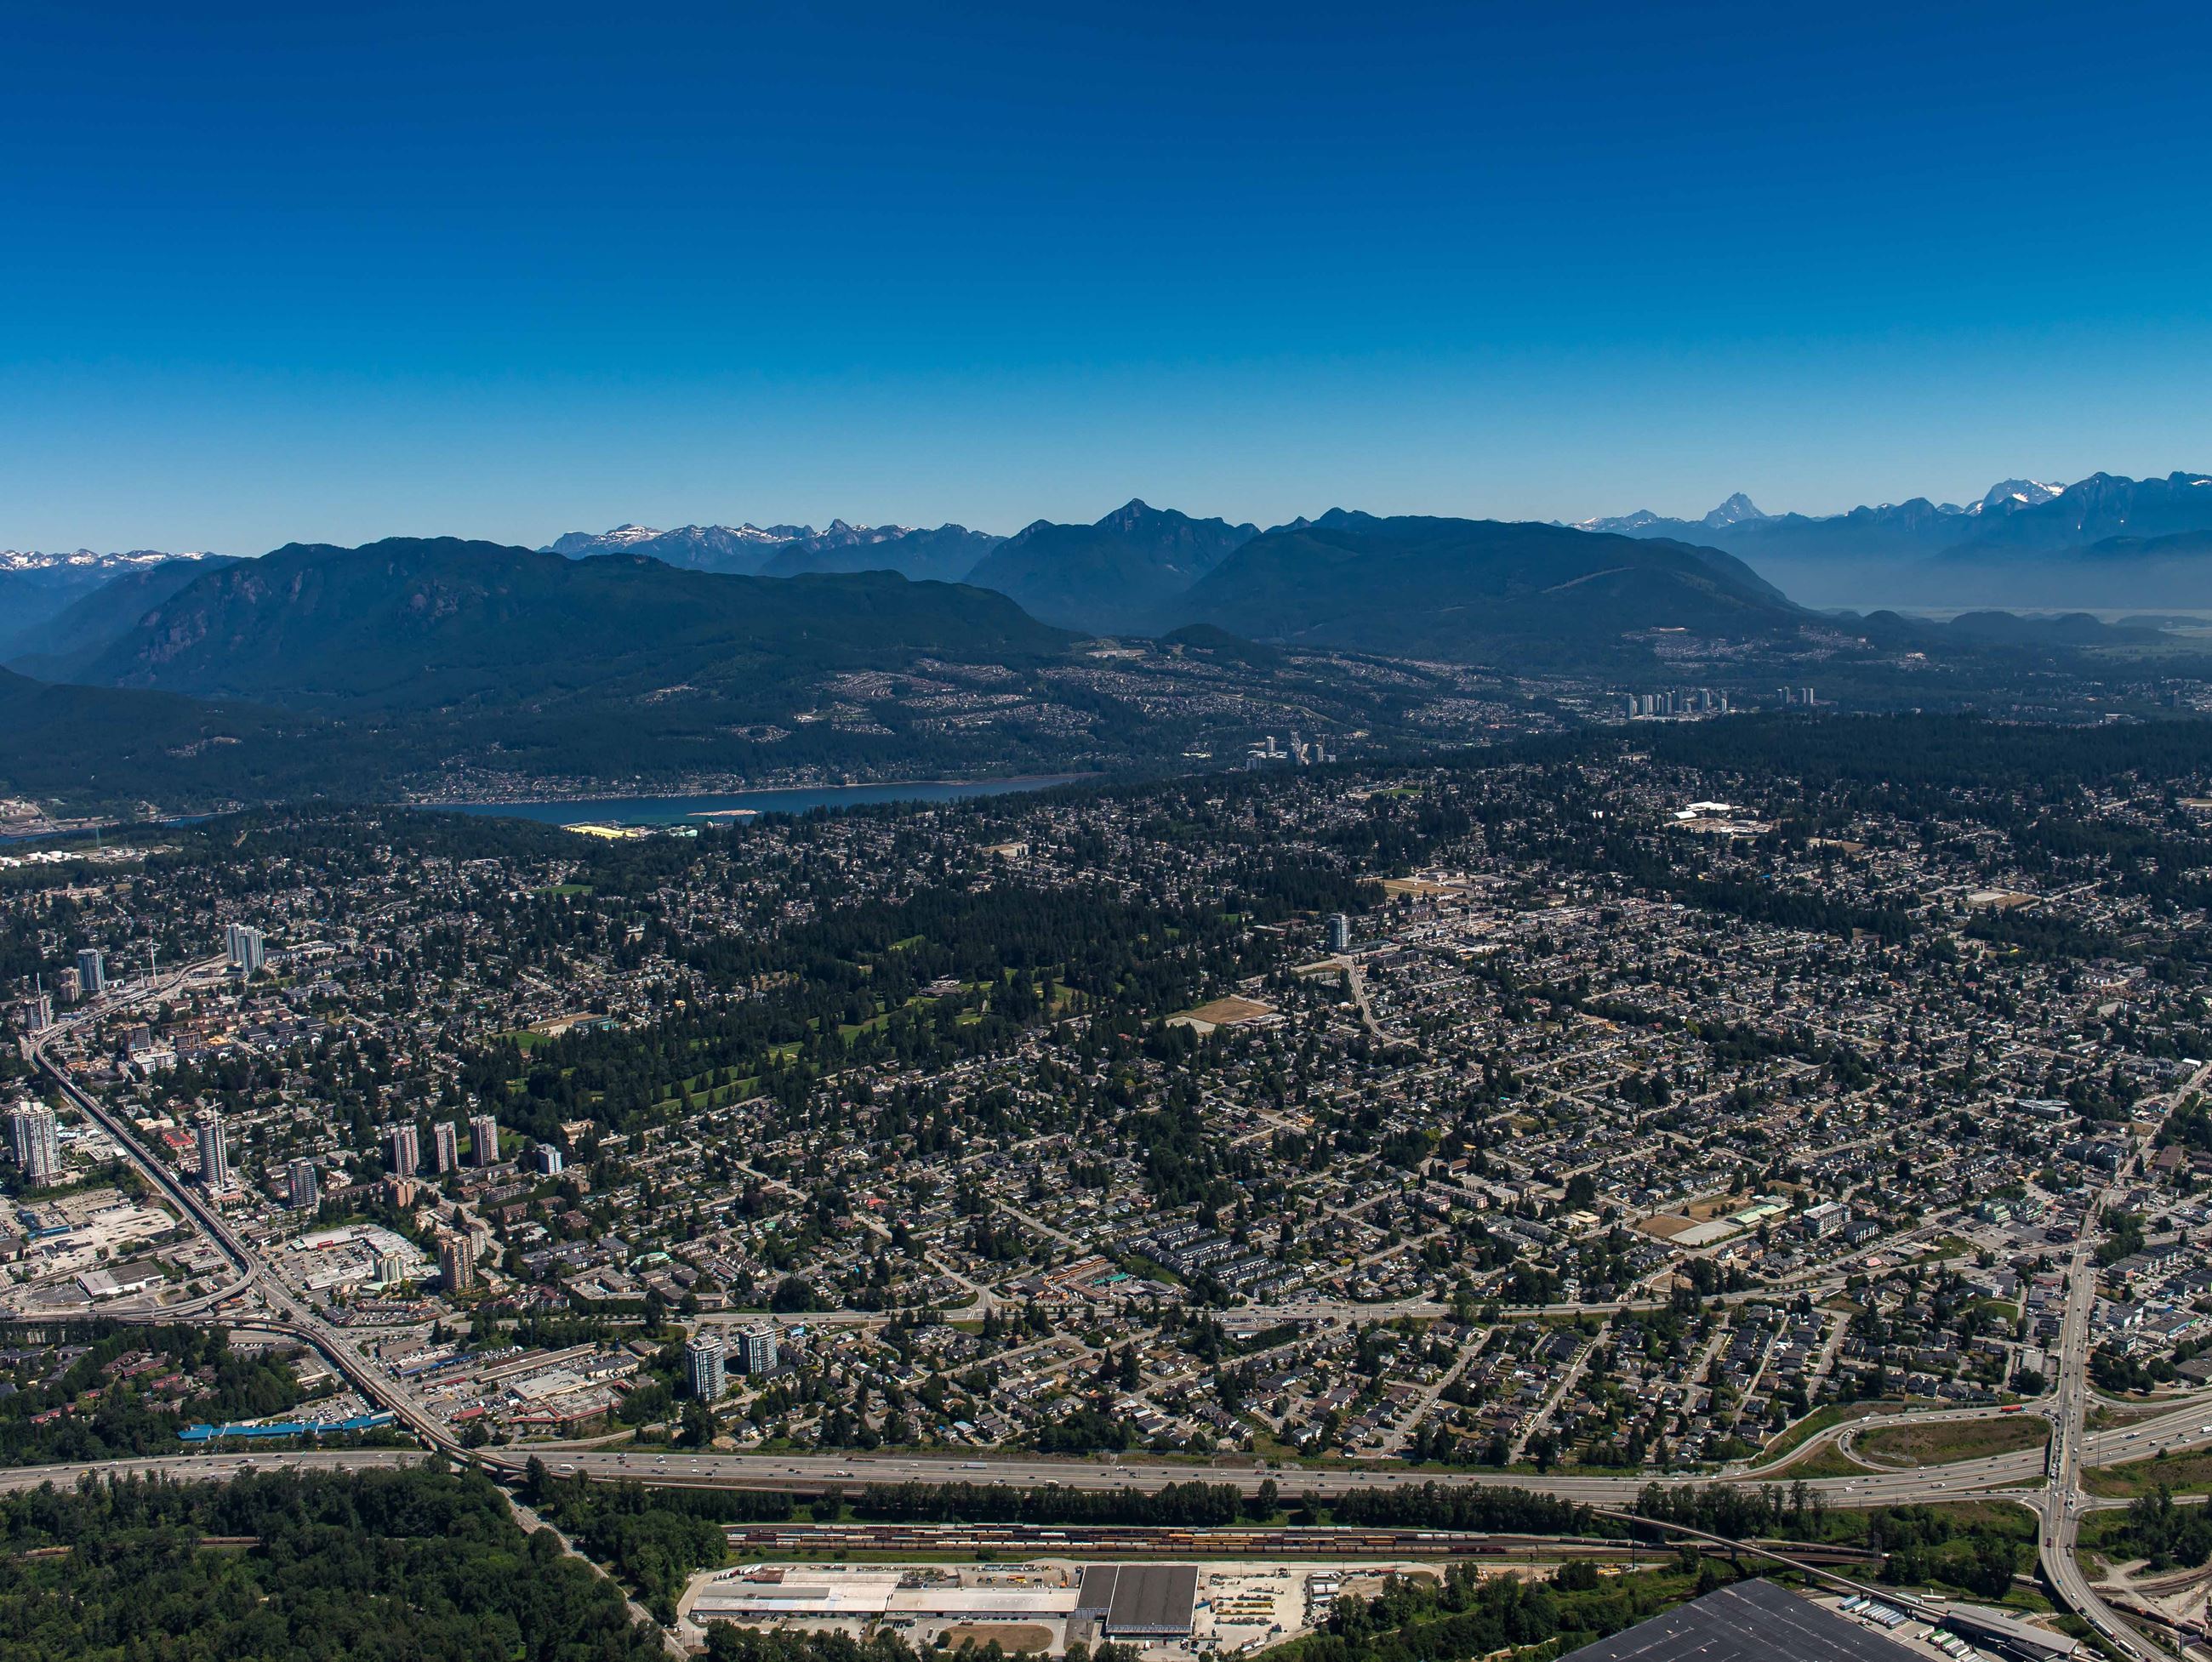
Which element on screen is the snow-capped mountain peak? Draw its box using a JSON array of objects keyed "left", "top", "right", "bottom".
[
  {"left": 1969, "top": 478, "right": 2067, "bottom": 515},
  {"left": 0, "top": 546, "right": 216, "bottom": 572},
  {"left": 1570, "top": 509, "right": 1668, "bottom": 532},
  {"left": 1702, "top": 492, "right": 1767, "bottom": 527},
  {"left": 544, "top": 522, "right": 819, "bottom": 559}
]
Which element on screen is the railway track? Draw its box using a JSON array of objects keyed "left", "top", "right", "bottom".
[{"left": 722, "top": 1521, "right": 1884, "bottom": 1565}]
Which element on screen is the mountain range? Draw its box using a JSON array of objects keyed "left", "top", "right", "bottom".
[
  {"left": 18, "top": 466, "right": 2210, "bottom": 661},
  {"left": 1575, "top": 477, "right": 2068, "bottom": 540},
  {"left": 613, "top": 498, "right": 1807, "bottom": 653},
  {"left": 11, "top": 514, "right": 1804, "bottom": 708},
  {"left": 539, "top": 470, "right": 2212, "bottom": 619},
  {"left": 544, "top": 500, "right": 1269, "bottom": 626},
  {"left": 2, "top": 503, "right": 2204, "bottom": 813},
  {"left": 14, "top": 532, "right": 1620, "bottom": 811},
  {"left": 14, "top": 481, "right": 2204, "bottom": 692},
  {"left": 1574, "top": 470, "right": 2212, "bottom": 606}
]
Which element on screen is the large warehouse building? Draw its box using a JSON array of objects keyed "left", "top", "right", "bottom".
[{"left": 1075, "top": 1565, "right": 1200, "bottom": 1640}]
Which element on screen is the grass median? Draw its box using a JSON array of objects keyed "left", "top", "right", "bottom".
[{"left": 1852, "top": 1415, "right": 2049, "bottom": 1468}]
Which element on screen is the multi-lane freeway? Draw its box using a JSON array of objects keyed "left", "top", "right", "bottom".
[{"left": 0, "top": 1420, "right": 2173, "bottom": 1511}]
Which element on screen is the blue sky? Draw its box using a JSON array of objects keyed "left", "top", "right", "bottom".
[{"left": 4, "top": 0, "right": 2210, "bottom": 552}]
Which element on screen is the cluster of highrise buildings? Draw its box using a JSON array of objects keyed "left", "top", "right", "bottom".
[
  {"left": 683, "top": 1321, "right": 779, "bottom": 1400},
  {"left": 380, "top": 1113, "right": 504, "bottom": 1179},
  {"left": 47, "top": 924, "right": 265, "bottom": 1010},
  {"left": 1245, "top": 731, "right": 1332, "bottom": 769},
  {"left": 1620, "top": 687, "right": 1815, "bottom": 718},
  {"left": 1623, "top": 688, "right": 1730, "bottom": 718},
  {"left": 21, "top": 926, "right": 262, "bottom": 1018}
]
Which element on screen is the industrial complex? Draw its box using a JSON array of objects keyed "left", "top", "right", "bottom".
[{"left": 687, "top": 1558, "right": 1333, "bottom": 1658}]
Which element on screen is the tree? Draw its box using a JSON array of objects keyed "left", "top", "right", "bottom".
[
  {"left": 771, "top": 1276, "right": 823, "bottom": 1312},
  {"left": 681, "top": 1397, "right": 716, "bottom": 1448}
]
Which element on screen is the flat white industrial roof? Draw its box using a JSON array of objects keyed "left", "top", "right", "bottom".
[{"left": 695, "top": 1586, "right": 1078, "bottom": 1619}]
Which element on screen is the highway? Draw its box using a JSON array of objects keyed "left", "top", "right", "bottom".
[
  {"left": 2035, "top": 1052, "right": 2212, "bottom": 1660},
  {"left": 465, "top": 1425, "right": 2192, "bottom": 1505},
  {"left": 2039, "top": 1173, "right": 2166, "bottom": 1660},
  {"left": 0, "top": 1441, "right": 2013, "bottom": 1503},
  {"left": 2026, "top": 1051, "right": 2212, "bottom": 1660}
]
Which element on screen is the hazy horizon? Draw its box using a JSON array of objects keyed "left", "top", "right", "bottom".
[{"left": 9, "top": 464, "right": 2210, "bottom": 561}]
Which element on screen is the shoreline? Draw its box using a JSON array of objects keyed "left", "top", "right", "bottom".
[
  {"left": 410, "top": 772, "right": 1092, "bottom": 811},
  {"left": 2, "top": 776, "right": 1096, "bottom": 845}
]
